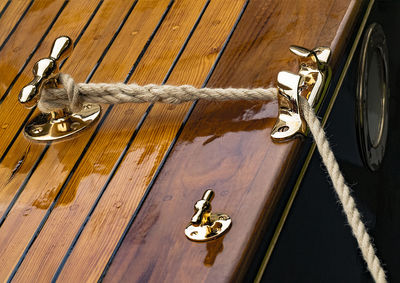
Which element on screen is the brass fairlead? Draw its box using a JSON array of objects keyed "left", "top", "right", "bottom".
[
  {"left": 185, "top": 190, "right": 231, "bottom": 242},
  {"left": 271, "top": 45, "right": 331, "bottom": 142},
  {"left": 19, "top": 36, "right": 101, "bottom": 142}
]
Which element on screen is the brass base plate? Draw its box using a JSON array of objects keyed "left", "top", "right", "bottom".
[
  {"left": 24, "top": 103, "right": 101, "bottom": 142},
  {"left": 185, "top": 213, "right": 231, "bottom": 242}
]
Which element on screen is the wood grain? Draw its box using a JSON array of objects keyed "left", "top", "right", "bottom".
[
  {"left": 0, "top": 0, "right": 32, "bottom": 46},
  {"left": 104, "top": 0, "right": 364, "bottom": 282}
]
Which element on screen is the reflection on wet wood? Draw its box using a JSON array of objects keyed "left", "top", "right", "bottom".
[{"left": 104, "top": 0, "right": 363, "bottom": 282}]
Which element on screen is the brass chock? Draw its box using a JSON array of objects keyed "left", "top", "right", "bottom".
[
  {"left": 270, "top": 45, "right": 331, "bottom": 142},
  {"left": 18, "top": 36, "right": 101, "bottom": 142},
  {"left": 185, "top": 190, "right": 231, "bottom": 242}
]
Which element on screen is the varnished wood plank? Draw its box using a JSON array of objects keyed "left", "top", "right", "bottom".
[
  {"left": 0, "top": 0, "right": 145, "bottom": 280},
  {"left": 0, "top": 0, "right": 105, "bottom": 218},
  {"left": 48, "top": 1, "right": 247, "bottom": 282},
  {"left": 0, "top": 0, "right": 66, "bottom": 102},
  {"left": 0, "top": 0, "right": 32, "bottom": 48},
  {"left": 104, "top": 0, "right": 364, "bottom": 282}
]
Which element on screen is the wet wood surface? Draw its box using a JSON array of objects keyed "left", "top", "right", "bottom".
[{"left": 0, "top": 0, "right": 363, "bottom": 282}]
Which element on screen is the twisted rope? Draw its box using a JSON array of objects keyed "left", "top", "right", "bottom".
[
  {"left": 37, "top": 73, "right": 278, "bottom": 112},
  {"left": 37, "top": 73, "right": 386, "bottom": 282},
  {"left": 299, "top": 96, "right": 386, "bottom": 283}
]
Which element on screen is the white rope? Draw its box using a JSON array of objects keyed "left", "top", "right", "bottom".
[
  {"left": 37, "top": 73, "right": 386, "bottom": 282},
  {"left": 37, "top": 73, "right": 278, "bottom": 112},
  {"left": 299, "top": 96, "right": 386, "bottom": 283}
]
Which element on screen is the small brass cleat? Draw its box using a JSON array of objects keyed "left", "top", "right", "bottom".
[
  {"left": 19, "top": 36, "right": 101, "bottom": 142},
  {"left": 185, "top": 190, "right": 231, "bottom": 242},
  {"left": 271, "top": 45, "right": 331, "bottom": 142}
]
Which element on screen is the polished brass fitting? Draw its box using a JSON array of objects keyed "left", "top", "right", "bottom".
[
  {"left": 19, "top": 36, "right": 101, "bottom": 142},
  {"left": 185, "top": 190, "right": 231, "bottom": 242}
]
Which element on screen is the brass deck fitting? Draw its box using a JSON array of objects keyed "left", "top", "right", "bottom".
[
  {"left": 271, "top": 45, "right": 331, "bottom": 142},
  {"left": 185, "top": 190, "right": 231, "bottom": 242},
  {"left": 19, "top": 36, "right": 101, "bottom": 142}
]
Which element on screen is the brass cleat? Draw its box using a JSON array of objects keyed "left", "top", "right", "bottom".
[
  {"left": 185, "top": 190, "right": 231, "bottom": 242},
  {"left": 271, "top": 45, "right": 331, "bottom": 142},
  {"left": 19, "top": 36, "right": 101, "bottom": 142}
]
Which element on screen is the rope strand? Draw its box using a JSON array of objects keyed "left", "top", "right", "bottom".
[
  {"left": 299, "top": 96, "right": 386, "bottom": 283},
  {"left": 37, "top": 73, "right": 278, "bottom": 112}
]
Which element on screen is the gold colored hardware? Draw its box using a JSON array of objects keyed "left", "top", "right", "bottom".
[
  {"left": 271, "top": 45, "right": 331, "bottom": 142},
  {"left": 185, "top": 190, "right": 231, "bottom": 242},
  {"left": 19, "top": 36, "right": 101, "bottom": 142}
]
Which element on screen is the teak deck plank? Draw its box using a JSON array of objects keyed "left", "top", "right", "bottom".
[
  {"left": 54, "top": 0, "right": 246, "bottom": 281},
  {"left": 0, "top": 0, "right": 65, "bottom": 103},
  {"left": 104, "top": 0, "right": 363, "bottom": 282},
  {"left": 0, "top": 0, "right": 32, "bottom": 47},
  {"left": 0, "top": 0, "right": 104, "bottom": 219},
  {"left": 0, "top": 0, "right": 143, "bottom": 280}
]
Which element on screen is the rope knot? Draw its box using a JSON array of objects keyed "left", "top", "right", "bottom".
[{"left": 38, "top": 73, "right": 82, "bottom": 113}]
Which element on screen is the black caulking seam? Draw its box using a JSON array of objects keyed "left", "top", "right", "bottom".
[
  {"left": 0, "top": 0, "right": 34, "bottom": 52},
  {"left": 98, "top": 0, "right": 250, "bottom": 280},
  {"left": 0, "top": 0, "right": 68, "bottom": 103}
]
